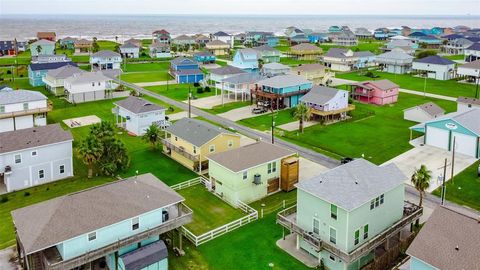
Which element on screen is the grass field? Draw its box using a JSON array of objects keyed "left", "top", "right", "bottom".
[
  {"left": 124, "top": 62, "right": 170, "bottom": 72},
  {"left": 443, "top": 54, "right": 465, "bottom": 61},
  {"left": 145, "top": 84, "right": 216, "bottom": 101},
  {"left": 279, "top": 57, "right": 317, "bottom": 66},
  {"left": 121, "top": 71, "right": 171, "bottom": 83},
  {"left": 205, "top": 101, "right": 250, "bottom": 114},
  {"left": 336, "top": 70, "right": 478, "bottom": 98},
  {"left": 319, "top": 41, "right": 386, "bottom": 54},
  {"left": 238, "top": 108, "right": 295, "bottom": 131},
  {"left": 432, "top": 161, "right": 480, "bottom": 211}
]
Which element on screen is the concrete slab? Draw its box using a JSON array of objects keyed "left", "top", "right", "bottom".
[
  {"left": 0, "top": 247, "right": 17, "bottom": 270},
  {"left": 218, "top": 105, "right": 269, "bottom": 122},
  {"left": 276, "top": 234, "right": 319, "bottom": 268},
  {"left": 383, "top": 143, "right": 477, "bottom": 193},
  {"left": 63, "top": 115, "right": 101, "bottom": 128},
  {"left": 202, "top": 63, "right": 221, "bottom": 70},
  {"left": 167, "top": 111, "right": 197, "bottom": 121},
  {"left": 278, "top": 121, "right": 318, "bottom": 132},
  {"left": 299, "top": 157, "right": 329, "bottom": 182},
  {"left": 186, "top": 95, "right": 236, "bottom": 109}
]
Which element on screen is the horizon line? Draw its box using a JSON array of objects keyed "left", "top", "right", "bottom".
[{"left": 1, "top": 13, "right": 479, "bottom": 16}]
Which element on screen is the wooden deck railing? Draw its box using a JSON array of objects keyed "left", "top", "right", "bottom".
[
  {"left": 0, "top": 107, "right": 50, "bottom": 119},
  {"left": 162, "top": 139, "right": 200, "bottom": 162}
]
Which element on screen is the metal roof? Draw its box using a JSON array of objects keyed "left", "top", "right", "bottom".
[
  {"left": 165, "top": 118, "right": 235, "bottom": 147},
  {"left": 257, "top": 74, "right": 312, "bottom": 88},
  {"left": 300, "top": 86, "right": 345, "bottom": 105},
  {"left": 115, "top": 96, "right": 165, "bottom": 114}
]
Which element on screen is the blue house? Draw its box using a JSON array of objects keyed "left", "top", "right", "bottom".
[
  {"left": 328, "top": 26, "right": 342, "bottom": 33},
  {"left": 245, "top": 32, "right": 279, "bottom": 47},
  {"left": 374, "top": 28, "right": 390, "bottom": 40},
  {"left": 194, "top": 51, "right": 216, "bottom": 64},
  {"left": 308, "top": 33, "right": 329, "bottom": 43},
  {"left": 30, "top": 39, "right": 56, "bottom": 56},
  {"left": 60, "top": 37, "right": 77, "bottom": 50},
  {"left": 232, "top": 49, "right": 259, "bottom": 72},
  {"left": 170, "top": 57, "right": 204, "bottom": 83},
  {"left": 12, "top": 173, "right": 192, "bottom": 270},
  {"left": 28, "top": 61, "right": 77, "bottom": 86},
  {"left": 290, "top": 34, "right": 310, "bottom": 45},
  {"left": 253, "top": 74, "right": 313, "bottom": 109}
]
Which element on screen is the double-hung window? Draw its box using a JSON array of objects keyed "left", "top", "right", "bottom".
[
  {"left": 88, "top": 232, "right": 96, "bottom": 241},
  {"left": 354, "top": 229, "right": 360, "bottom": 245},
  {"left": 363, "top": 224, "right": 369, "bottom": 239},
  {"left": 14, "top": 154, "right": 21, "bottom": 164},
  {"left": 242, "top": 171, "right": 248, "bottom": 180},
  {"left": 132, "top": 217, "right": 140, "bottom": 230},
  {"left": 329, "top": 227, "right": 337, "bottom": 244},
  {"left": 330, "top": 204, "right": 337, "bottom": 220},
  {"left": 38, "top": 170, "right": 45, "bottom": 179},
  {"left": 313, "top": 218, "right": 320, "bottom": 235}
]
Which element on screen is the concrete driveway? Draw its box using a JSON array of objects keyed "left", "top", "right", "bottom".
[
  {"left": 186, "top": 95, "right": 237, "bottom": 109},
  {"left": 218, "top": 105, "right": 268, "bottom": 121},
  {"left": 383, "top": 144, "right": 477, "bottom": 193},
  {"left": 299, "top": 157, "right": 329, "bottom": 182}
]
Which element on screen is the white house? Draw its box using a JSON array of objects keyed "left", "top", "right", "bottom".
[
  {"left": 457, "top": 59, "right": 480, "bottom": 84},
  {"left": 300, "top": 86, "right": 353, "bottom": 124},
  {"left": 403, "top": 102, "right": 445, "bottom": 123},
  {"left": 90, "top": 50, "right": 122, "bottom": 71},
  {"left": 322, "top": 48, "right": 375, "bottom": 72},
  {"left": 212, "top": 31, "right": 234, "bottom": 48},
  {"left": 119, "top": 42, "right": 140, "bottom": 58},
  {"left": 42, "top": 65, "right": 84, "bottom": 96},
  {"left": 412, "top": 55, "right": 456, "bottom": 80},
  {"left": 464, "top": 42, "right": 480, "bottom": 62},
  {"left": 0, "top": 124, "right": 73, "bottom": 193},
  {"left": 64, "top": 72, "right": 113, "bottom": 104},
  {"left": 219, "top": 73, "right": 264, "bottom": 102},
  {"left": 113, "top": 96, "right": 169, "bottom": 136},
  {"left": 208, "top": 65, "right": 246, "bottom": 87},
  {"left": 375, "top": 50, "right": 414, "bottom": 74},
  {"left": 261, "top": 63, "right": 291, "bottom": 77},
  {"left": 0, "top": 89, "right": 49, "bottom": 133},
  {"left": 149, "top": 42, "right": 171, "bottom": 58},
  {"left": 457, "top": 96, "right": 480, "bottom": 112}
]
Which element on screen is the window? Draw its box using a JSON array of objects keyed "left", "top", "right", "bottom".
[
  {"left": 329, "top": 255, "right": 336, "bottom": 262},
  {"left": 380, "top": 194, "right": 384, "bottom": 204},
  {"left": 132, "top": 217, "right": 139, "bottom": 230},
  {"left": 98, "top": 82, "right": 101, "bottom": 86},
  {"left": 330, "top": 204, "right": 337, "bottom": 220},
  {"left": 0, "top": 105, "right": 4, "bottom": 113},
  {"left": 88, "top": 232, "right": 96, "bottom": 241},
  {"left": 227, "top": 140, "right": 233, "bottom": 148},
  {"left": 14, "top": 154, "right": 21, "bottom": 164},
  {"left": 209, "top": 145, "right": 215, "bottom": 153},
  {"left": 38, "top": 170, "right": 45, "bottom": 179},
  {"left": 329, "top": 227, "right": 336, "bottom": 244},
  {"left": 31, "top": 150, "right": 37, "bottom": 157},
  {"left": 59, "top": 165, "right": 65, "bottom": 174},
  {"left": 242, "top": 171, "right": 248, "bottom": 180},
  {"left": 92, "top": 82, "right": 95, "bottom": 87},
  {"left": 174, "top": 136, "right": 178, "bottom": 141},
  {"left": 375, "top": 197, "right": 380, "bottom": 207},
  {"left": 267, "top": 163, "right": 272, "bottom": 174},
  {"left": 354, "top": 229, "right": 360, "bottom": 245},
  {"left": 370, "top": 200, "right": 375, "bottom": 210},
  {"left": 313, "top": 218, "right": 320, "bottom": 235},
  {"left": 272, "top": 161, "right": 277, "bottom": 173},
  {"left": 363, "top": 224, "right": 369, "bottom": 239},
  {"left": 23, "top": 103, "right": 28, "bottom": 110},
  {"left": 193, "top": 146, "right": 197, "bottom": 154}
]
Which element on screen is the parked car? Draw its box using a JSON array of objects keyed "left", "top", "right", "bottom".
[
  {"left": 341, "top": 157, "right": 354, "bottom": 164},
  {"left": 252, "top": 107, "right": 267, "bottom": 114}
]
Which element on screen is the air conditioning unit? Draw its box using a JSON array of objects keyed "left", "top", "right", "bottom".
[
  {"left": 253, "top": 174, "right": 262, "bottom": 185},
  {"left": 4, "top": 166, "right": 12, "bottom": 175}
]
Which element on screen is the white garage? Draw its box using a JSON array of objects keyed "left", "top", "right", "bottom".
[{"left": 411, "top": 109, "right": 480, "bottom": 158}]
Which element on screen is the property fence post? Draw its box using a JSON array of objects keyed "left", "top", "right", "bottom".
[
  {"left": 261, "top": 208, "right": 264, "bottom": 218},
  {"left": 283, "top": 200, "right": 285, "bottom": 208}
]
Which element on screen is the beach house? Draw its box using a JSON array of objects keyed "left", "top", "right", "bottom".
[
  {"left": 464, "top": 42, "right": 480, "bottom": 62},
  {"left": 119, "top": 42, "right": 140, "bottom": 58},
  {"left": 152, "top": 29, "right": 171, "bottom": 44},
  {"left": 412, "top": 55, "right": 456, "bottom": 80},
  {"left": 300, "top": 86, "right": 354, "bottom": 124},
  {"left": 457, "top": 59, "right": 480, "bottom": 83},
  {"left": 28, "top": 62, "right": 77, "bottom": 87},
  {"left": 354, "top": 28, "right": 372, "bottom": 39},
  {"left": 0, "top": 40, "right": 25, "bottom": 56},
  {"left": 218, "top": 73, "right": 264, "bottom": 102},
  {"left": 36, "top": 32, "right": 56, "bottom": 41},
  {"left": 90, "top": 50, "right": 122, "bottom": 71},
  {"left": 74, "top": 39, "right": 93, "bottom": 54},
  {"left": 212, "top": 31, "right": 234, "bottom": 48},
  {"left": 375, "top": 50, "right": 415, "bottom": 74},
  {"left": 442, "top": 37, "right": 475, "bottom": 55},
  {"left": 289, "top": 43, "right": 323, "bottom": 61},
  {"left": 0, "top": 124, "right": 73, "bottom": 193},
  {"left": 149, "top": 42, "right": 171, "bottom": 58},
  {"left": 43, "top": 65, "right": 84, "bottom": 96},
  {"left": 330, "top": 30, "right": 358, "bottom": 46},
  {"left": 194, "top": 51, "right": 216, "bottom": 64},
  {"left": 457, "top": 96, "right": 480, "bottom": 112},
  {"left": 261, "top": 63, "right": 291, "bottom": 77},
  {"left": 403, "top": 102, "right": 445, "bottom": 123},
  {"left": 253, "top": 45, "right": 281, "bottom": 63},
  {"left": 205, "top": 40, "right": 230, "bottom": 56},
  {"left": 169, "top": 57, "right": 204, "bottom": 84},
  {"left": 252, "top": 74, "right": 313, "bottom": 109},
  {"left": 350, "top": 79, "right": 399, "bottom": 105},
  {"left": 232, "top": 49, "right": 260, "bottom": 71},
  {"left": 322, "top": 48, "right": 375, "bottom": 72},
  {"left": 162, "top": 118, "right": 241, "bottom": 173},
  {"left": 30, "top": 39, "right": 55, "bottom": 56},
  {"left": 172, "top": 35, "right": 196, "bottom": 48},
  {"left": 308, "top": 33, "right": 329, "bottom": 44},
  {"left": 60, "top": 37, "right": 76, "bottom": 50},
  {"left": 64, "top": 72, "right": 114, "bottom": 104},
  {"left": 208, "top": 141, "right": 297, "bottom": 206},
  {"left": 12, "top": 173, "right": 192, "bottom": 270},
  {"left": 277, "top": 159, "right": 422, "bottom": 270},
  {"left": 0, "top": 89, "right": 49, "bottom": 133},
  {"left": 113, "top": 96, "right": 168, "bottom": 136},
  {"left": 291, "top": 64, "right": 327, "bottom": 83}
]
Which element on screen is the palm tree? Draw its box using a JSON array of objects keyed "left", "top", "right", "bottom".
[
  {"left": 411, "top": 165, "right": 432, "bottom": 207},
  {"left": 142, "top": 124, "right": 162, "bottom": 149},
  {"left": 78, "top": 135, "right": 103, "bottom": 178},
  {"left": 36, "top": 45, "right": 43, "bottom": 55},
  {"left": 293, "top": 103, "right": 311, "bottom": 133}
]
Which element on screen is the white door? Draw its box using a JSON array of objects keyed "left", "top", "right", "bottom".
[
  {"left": 426, "top": 126, "right": 449, "bottom": 150},
  {"left": 451, "top": 132, "right": 477, "bottom": 157}
]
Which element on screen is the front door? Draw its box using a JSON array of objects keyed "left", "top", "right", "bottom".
[{"left": 267, "top": 178, "right": 279, "bottom": 194}]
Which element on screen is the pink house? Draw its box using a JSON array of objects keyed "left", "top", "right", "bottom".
[{"left": 351, "top": 79, "right": 399, "bottom": 105}]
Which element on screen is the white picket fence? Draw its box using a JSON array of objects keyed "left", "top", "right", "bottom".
[
  {"left": 170, "top": 177, "right": 209, "bottom": 190},
  {"left": 182, "top": 200, "right": 258, "bottom": 246}
]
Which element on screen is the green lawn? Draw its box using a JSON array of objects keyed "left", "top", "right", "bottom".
[
  {"left": 239, "top": 108, "right": 295, "bottom": 131},
  {"left": 279, "top": 57, "right": 317, "bottom": 66},
  {"left": 124, "top": 62, "right": 170, "bottom": 72},
  {"left": 443, "top": 54, "right": 464, "bottom": 61},
  {"left": 432, "top": 161, "right": 480, "bottom": 211},
  {"left": 319, "top": 41, "right": 386, "bottom": 54},
  {"left": 121, "top": 71, "right": 171, "bottom": 83},
  {"left": 177, "top": 185, "right": 245, "bottom": 235},
  {"left": 205, "top": 101, "right": 250, "bottom": 114},
  {"left": 336, "top": 70, "right": 478, "bottom": 98},
  {"left": 145, "top": 84, "right": 216, "bottom": 101},
  {"left": 97, "top": 40, "right": 120, "bottom": 51}
]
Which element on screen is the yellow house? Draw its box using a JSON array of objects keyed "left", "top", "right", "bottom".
[
  {"left": 289, "top": 43, "right": 323, "bottom": 60},
  {"left": 162, "top": 117, "right": 241, "bottom": 173},
  {"left": 205, "top": 40, "right": 230, "bottom": 56}
]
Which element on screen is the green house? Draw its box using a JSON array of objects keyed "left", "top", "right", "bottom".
[
  {"left": 208, "top": 141, "right": 296, "bottom": 206},
  {"left": 277, "top": 159, "right": 422, "bottom": 270},
  {"left": 30, "top": 39, "right": 56, "bottom": 56}
]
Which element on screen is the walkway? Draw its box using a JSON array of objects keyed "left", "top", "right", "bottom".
[{"left": 134, "top": 80, "right": 176, "bottom": 87}]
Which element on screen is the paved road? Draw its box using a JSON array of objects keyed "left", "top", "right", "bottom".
[{"left": 115, "top": 78, "right": 480, "bottom": 217}]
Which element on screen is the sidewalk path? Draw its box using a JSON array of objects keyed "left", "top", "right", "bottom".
[{"left": 134, "top": 80, "right": 176, "bottom": 87}]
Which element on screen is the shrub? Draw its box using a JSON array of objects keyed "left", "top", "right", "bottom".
[
  {"left": 6, "top": 70, "right": 11, "bottom": 75},
  {"left": 24, "top": 191, "right": 30, "bottom": 197},
  {"left": 193, "top": 82, "right": 200, "bottom": 87},
  {"left": 196, "top": 88, "right": 204, "bottom": 94},
  {"left": 0, "top": 195, "right": 8, "bottom": 203},
  {"left": 204, "top": 86, "right": 211, "bottom": 92}
]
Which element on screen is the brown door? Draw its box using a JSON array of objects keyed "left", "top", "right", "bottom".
[{"left": 267, "top": 178, "right": 280, "bottom": 194}]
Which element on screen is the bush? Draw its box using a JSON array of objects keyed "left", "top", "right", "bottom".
[
  {"left": 193, "top": 82, "right": 200, "bottom": 87},
  {"left": 24, "top": 191, "right": 30, "bottom": 197},
  {"left": 196, "top": 88, "right": 204, "bottom": 94},
  {"left": 416, "top": 50, "right": 437, "bottom": 59},
  {"left": 0, "top": 195, "right": 8, "bottom": 203},
  {"left": 204, "top": 86, "right": 211, "bottom": 92},
  {"left": 6, "top": 70, "right": 11, "bottom": 75},
  {"left": 364, "top": 71, "right": 378, "bottom": 78}
]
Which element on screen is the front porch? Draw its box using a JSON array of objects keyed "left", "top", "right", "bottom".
[
  {"left": 276, "top": 234, "right": 319, "bottom": 268},
  {"left": 310, "top": 104, "right": 356, "bottom": 124}
]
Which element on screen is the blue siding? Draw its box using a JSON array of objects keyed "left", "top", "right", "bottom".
[
  {"left": 28, "top": 68, "right": 47, "bottom": 87},
  {"left": 410, "top": 257, "right": 438, "bottom": 270}
]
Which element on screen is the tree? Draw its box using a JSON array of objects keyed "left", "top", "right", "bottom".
[
  {"left": 411, "top": 165, "right": 432, "bottom": 207},
  {"left": 142, "top": 124, "right": 162, "bottom": 149},
  {"left": 293, "top": 103, "right": 311, "bottom": 133},
  {"left": 78, "top": 135, "right": 103, "bottom": 178},
  {"left": 416, "top": 50, "right": 437, "bottom": 59},
  {"left": 36, "top": 45, "right": 43, "bottom": 54}
]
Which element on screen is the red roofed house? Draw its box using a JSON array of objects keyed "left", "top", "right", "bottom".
[
  {"left": 37, "top": 32, "right": 56, "bottom": 42},
  {"left": 350, "top": 79, "right": 399, "bottom": 105}
]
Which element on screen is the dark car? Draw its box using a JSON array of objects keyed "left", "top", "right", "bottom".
[
  {"left": 252, "top": 107, "right": 267, "bottom": 114},
  {"left": 341, "top": 157, "right": 354, "bottom": 164}
]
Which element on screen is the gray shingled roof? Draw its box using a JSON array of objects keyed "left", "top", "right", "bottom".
[
  {"left": 115, "top": 96, "right": 165, "bottom": 114},
  {"left": 209, "top": 65, "right": 246, "bottom": 76},
  {"left": 166, "top": 118, "right": 235, "bottom": 147},
  {"left": 262, "top": 62, "right": 290, "bottom": 70},
  {"left": 457, "top": 96, "right": 480, "bottom": 106},
  {"left": 11, "top": 173, "right": 184, "bottom": 255},
  {"left": 0, "top": 124, "right": 72, "bottom": 154},
  {"left": 31, "top": 39, "right": 55, "bottom": 46},
  {"left": 300, "top": 86, "right": 344, "bottom": 105},
  {"left": 221, "top": 73, "right": 265, "bottom": 84},
  {"left": 0, "top": 90, "right": 47, "bottom": 105},
  {"left": 408, "top": 102, "right": 445, "bottom": 117},
  {"left": 208, "top": 141, "right": 295, "bottom": 172},
  {"left": 292, "top": 63, "right": 326, "bottom": 72},
  {"left": 325, "top": 48, "right": 351, "bottom": 58},
  {"left": 253, "top": 45, "right": 279, "bottom": 53},
  {"left": 291, "top": 43, "right": 321, "bottom": 51},
  {"left": 376, "top": 51, "right": 414, "bottom": 61},
  {"left": 64, "top": 72, "right": 111, "bottom": 86},
  {"left": 361, "top": 79, "right": 399, "bottom": 91},
  {"left": 296, "top": 159, "right": 406, "bottom": 211},
  {"left": 46, "top": 65, "right": 84, "bottom": 80},
  {"left": 206, "top": 40, "right": 228, "bottom": 46},
  {"left": 414, "top": 55, "right": 456, "bottom": 65},
  {"left": 120, "top": 240, "right": 168, "bottom": 269},
  {"left": 257, "top": 74, "right": 311, "bottom": 88},
  {"left": 406, "top": 207, "right": 480, "bottom": 270},
  {"left": 91, "top": 50, "right": 121, "bottom": 58},
  {"left": 459, "top": 59, "right": 480, "bottom": 69}
]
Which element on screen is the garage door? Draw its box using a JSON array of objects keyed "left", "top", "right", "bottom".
[
  {"left": 451, "top": 132, "right": 478, "bottom": 157},
  {"left": 426, "top": 126, "right": 449, "bottom": 150}
]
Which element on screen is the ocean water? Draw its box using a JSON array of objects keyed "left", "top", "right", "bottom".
[{"left": 0, "top": 14, "right": 479, "bottom": 40}]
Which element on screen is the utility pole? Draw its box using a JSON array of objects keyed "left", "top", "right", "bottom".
[
  {"left": 475, "top": 70, "right": 480, "bottom": 98},
  {"left": 423, "top": 72, "right": 427, "bottom": 98},
  {"left": 271, "top": 110, "right": 275, "bottom": 144},
  {"left": 441, "top": 158, "right": 447, "bottom": 206},
  {"left": 188, "top": 86, "right": 192, "bottom": 118},
  {"left": 451, "top": 136, "right": 456, "bottom": 185}
]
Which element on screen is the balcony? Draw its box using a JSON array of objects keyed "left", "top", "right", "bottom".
[
  {"left": 310, "top": 104, "right": 356, "bottom": 117},
  {"left": 277, "top": 201, "right": 422, "bottom": 264},
  {"left": 39, "top": 203, "right": 192, "bottom": 270},
  {"left": 162, "top": 139, "right": 200, "bottom": 162},
  {"left": 0, "top": 107, "right": 50, "bottom": 120},
  {"left": 251, "top": 88, "right": 310, "bottom": 99}
]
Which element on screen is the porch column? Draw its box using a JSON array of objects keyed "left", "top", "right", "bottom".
[
  {"left": 114, "top": 251, "right": 119, "bottom": 270},
  {"left": 198, "top": 153, "right": 202, "bottom": 173},
  {"left": 179, "top": 228, "right": 183, "bottom": 251},
  {"left": 296, "top": 234, "right": 300, "bottom": 250}
]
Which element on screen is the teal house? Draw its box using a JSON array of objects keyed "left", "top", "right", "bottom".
[
  {"left": 194, "top": 51, "right": 216, "bottom": 64},
  {"left": 12, "top": 173, "right": 192, "bottom": 270},
  {"left": 30, "top": 39, "right": 56, "bottom": 56},
  {"left": 253, "top": 45, "right": 281, "bottom": 63},
  {"left": 277, "top": 159, "right": 422, "bottom": 270},
  {"left": 28, "top": 61, "right": 77, "bottom": 86},
  {"left": 60, "top": 37, "right": 76, "bottom": 50},
  {"left": 410, "top": 109, "right": 480, "bottom": 158},
  {"left": 253, "top": 74, "right": 313, "bottom": 109}
]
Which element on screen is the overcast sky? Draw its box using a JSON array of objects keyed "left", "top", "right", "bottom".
[{"left": 0, "top": 0, "right": 479, "bottom": 15}]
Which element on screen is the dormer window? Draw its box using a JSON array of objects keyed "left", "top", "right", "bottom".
[
  {"left": 132, "top": 217, "right": 139, "bottom": 230},
  {"left": 88, "top": 232, "right": 96, "bottom": 241}
]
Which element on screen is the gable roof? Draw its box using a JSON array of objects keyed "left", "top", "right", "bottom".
[
  {"left": 166, "top": 118, "right": 235, "bottom": 147},
  {"left": 221, "top": 73, "right": 265, "bottom": 84},
  {"left": 64, "top": 71, "right": 111, "bottom": 86},
  {"left": 0, "top": 124, "right": 72, "bottom": 155},
  {"left": 174, "top": 34, "right": 194, "bottom": 41},
  {"left": 209, "top": 65, "right": 246, "bottom": 76},
  {"left": 170, "top": 57, "right": 197, "bottom": 66},
  {"left": 376, "top": 51, "right": 414, "bottom": 61},
  {"left": 406, "top": 207, "right": 480, "bottom": 270},
  {"left": 405, "top": 102, "right": 445, "bottom": 117},
  {"left": 92, "top": 50, "right": 121, "bottom": 58},
  {"left": 46, "top": 65, "right": 84, "bottom": 80},
  {"left": 292, "top": 63, "right": 326, "bottom": 72},
  {"left": 31, "top": 39, "right": 55, "bottom": 46},
  {"left": 300, "top": 86, "right": 345, "bottom": 105},
  {"left": 237, "top": 48, "right": 260, "bottom": 61},
  {"left": 363, "top": 79, "right": 399, "bottom": 91},
  {"left": 0, "top": 89, "right": 47, "bottom": 105},
  {"left": 206, "top": 40, "right": 228, "bottom": 46},
  {"left": 29, "top": 62, "right": 77, "bottom": 72},
  {"left": 414, "top": 108, "right": 480, "bottom": 136},
  {"left": 414, "top": 55, "right": 456, "bottom": 65},
  {"left": 37, "top": 32, "right": 56, "bottom": 39},
  {"left": 296, "top": 159, "right": 406, "bottom": 211},
  {"left": 213, "top": 31, "right": 230, "bottom": 37},
  {"left": 262, "top": 62, "right": 290, "bottom": 70},
  {"left": 12, "top": 173, "right": 183, "bottom": 255},
  {"left": 152, "top": 29, "right": 169, "bottom": 35},
  {"left": 459, "top": 59, "right": 480, "bottom": 69},
  {"left": 466, "top": 42, "right": 480, "bottom": 51},
  {"left": 457, "top": 96, "right": 480, "bottom": 106},
  {"left": 208, "top": 141, "right": 295, "bottom": 172},
  {"left": 257, "top": 74, "right": 312, "bottom": 88},
  {"left": 115, "top": 96, "right": 165, "bottom": 114},
  {"left": 324, "top": 48, "right": 352, "bottom": 58}
]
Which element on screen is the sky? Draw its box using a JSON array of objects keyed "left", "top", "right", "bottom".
[{"left": 0, "top": 0, "right": 479, "bottom": 15}]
